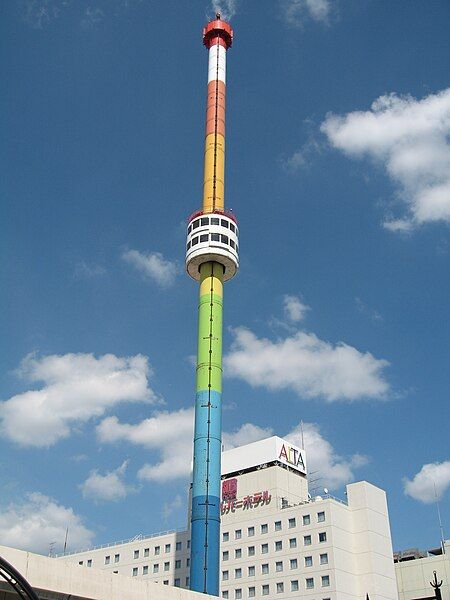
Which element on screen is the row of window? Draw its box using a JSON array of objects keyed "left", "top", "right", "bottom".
[
  {"left": 189, "top": 217, "right": 237, "bottom": 234},
  {"left": 222, "top": 554, "right": 328, "bottom": 579},
  {"left": 130, "top": 559, "right": 189, "bottom": 576},
  {"left": 223, "top": 513, "right": 325, "bottom": 542},
  {"left": 100, "top": 540, "right": 189, "bottom": 565},
  {"left": 134, "top": 574, "right": 189, "bottom": 587},
  {"left": 222, "top": 533, "right": 327, "bottom": 560},
  {"left": 187, "top": 233, "right": 238, "bottom": 251},
  {"left": 222, "top": 578, "right": 330, "bottom": 598}
]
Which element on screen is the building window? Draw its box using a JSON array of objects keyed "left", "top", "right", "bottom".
[
  {"left": 248, "top": 526, "right": 255, "bottom": 537},
  {"left": 132, "top": 568, "right": 138, "bottom": 577},
  {"left": 275, "top": 540, "right": 283, "bottom": 551},
  {"left": 175, "top": 560, "right": 181, "bottom": 569},
  {"left": 211, "top": 233, "right": 220, "bottom": 242},
  {"left": 87, "top": 559, "right": 92, "bottom": 567},
  {"left": 105, "top": 556, "right": 110, "bottom": 565},
  {"left": 144, "top": 548, "right": 149, "bottom": 557},
  {"left": 230, "top": 239, "right": 236, "bottom": 249},
  {"left": 262, "top": 585, "right": 269, "bottom": 596},
  {"left": 155, "top": 546, "right": 160, "bottom": 555},
  {"left": 163, "top": 580, "right": 169, "bottom": 586},
  {"left": 165, "top": 544, "right": 171, "bottom": 553},
  {"left": 235, "top": 529, "right": 242, "bottom": 540},
  {"left": 289, "top": 517, "right": 296, "bottom": 528},
  {"left": 192, "top": 237, "right": 199, "bottom": 246},
  {"left": 211, "top": 217, "right": 220, "bottom": 226},
  {"left": 200, "top": 234, "right": 208, "bottom": 243},
  {"left": 134, "top": 550, "right": 139, "bottom": 559},
  {"left": 221, "top": 234, "right": 229, "bottom": 244},
  {"left": 223, "top": 532, "right": 229, "bottom": 542},
  {"left": 174, "top": 578, "right": 180, "bottom": 587},
  {"left": 261, "top": 524, "right": 268, "bottom": 534},
  {"left": 303, "top": 514, "right": 311, "bottom": 526},
  {"left": 235, "top": 568, "right": 242, "bottom": 579},
  {"left": 235, "top": 589, "right": 242, "bottom": 600},
  {"left": 164, "top": 562, "right": 170, "bottom": 571},
  {"left": 201, "top": 217, "right": 209, "bottom": 226},
  {"left": 291, "top": 580, "right": 299, "bottom": 592},
  {"left": 249, "top": 586, "right": 255, "bottom": 598},
  {"left": 193, "top": 220, "right": 199, "bottom": 229},
  {"left": 318, "top": 511, "right": 326, "bottom": 522},
  {"left": 304, "top": 535, "right": 312, "bottom": 546},
  {"left": 114, "top": 553, "right": 120, "bottom": 563},
  {"left": 188, "top": 224, "right": 192, "bottom": 233},
  {"left": 322, "top": 575, "right": 330, "bottom": 587},
  {"left": 186, "top": 242, "right": 191, "bottom": 251},
  {"left": 248, "top": 566, "right": 255, "bottom": 577},
  {"left": 276, "top": 582, "right": 284, "bottom": 594},
  {"left": 222, "top": 593, "right": 229, "bottom": 599},
  {"left": 176, "top": 542, "right": 182, "bottom": 551},
  {"left": 306, "top": 578, "right": 314, "bottom": 589},
  {"left": 274, "top": 521, "right": 282, "bottom": 531},
  {"left": 187, "top": 540, "right": 190, "bottom": 549},
  {"left": 290, "top": 558, "right": 298, "bottom": 570},
  {"left": 262, "top": 563, "right": 269, "bottom": 575},
  {"left": 275, "top": 561, "right": 283, "bottom": 572},
  {"left": 153, "top": 564, "right": 159, "bottom": 573},
  {"left": 78, "top": 561, "right": 83, "bottom": 565},
  {"left": 143, "top": 565, "right": 148, "bottom": 575},
  {"left": 235, "top": 549, "right": 242, "bottom": 559},
  {"left": 186, "top": 558, "right": 190, "bottom": 567},
  {"left": 230, "top": 223, "right": 236, "bottom": 233},
  {"left": 320, "top": 553, "right": 328, "bottom": 565},
  {"left": 289, "top": 537, "right": 297, "bottom": 549},
  {"left": 319, "top": 532, "right": 327, "bottom": 543},
  {"left": 248, "top": 546, "right": 255, "bottom": 557},
  {"left": 305, "top": 556, "right": 313, "bottom": 567},
  {"left": 221, "top": 219, "right": 229, "bottom": 228},
  {"left": 223, "top": 551, "right": 229, "bottom": 561},
  {"left": 261, "top": 544, "right": 268, "bottom": 554},
  {"left": 222, "top": 571, "right": 229, "bottom": 581},
  {"left": 185, "top": 577, "right": 190, "bottom": 587}
]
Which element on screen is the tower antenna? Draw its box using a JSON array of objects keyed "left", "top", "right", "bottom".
[{"left": 434, "top": 482, "right": 446, "bottom": 554}]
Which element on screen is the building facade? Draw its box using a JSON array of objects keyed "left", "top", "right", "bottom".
[
  {"left": 60, "top": 437, "right": 398, "bottom": 600},
  {"left": 395, "top": 540, "right": 449, "bottom": 600}
]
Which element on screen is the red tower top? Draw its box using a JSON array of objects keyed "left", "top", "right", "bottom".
[{"left": 203, "top": 13, "right": 233, "bottom": 49}]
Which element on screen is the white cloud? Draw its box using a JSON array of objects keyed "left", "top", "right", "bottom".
[
  {"left": 210, "top": 0, "right": 237, "bottom": 20},
  {"left": 283, "top": 295, "right": 310, "bottom": 322},
  {"left": 0, "top": 492, "right": 93, "bottom": 554},
  {"left": 355, "top": 297, "right": 383, "bottom": 322},
  {"left": 122, "top": 249, "right": 178, "bottom": 287},
  {"left": 321, "top": 88, "right": 450, "bottom": 229},
  {"left": 162, "top": 495, "right": 183, "bottom": 521},
  {"left": 73, "top": 261, "right": 106, "bottom": 280},
  {"left": 286, "top": 422, "right": 368, "bottom": 490},
  {"left": 223, "top": 423, "right": 274, "bottom": 451},
  {"left": 80, "top": 460, "right": 135, "bottom": 502},
  {"left": 224, "top": 327, "right": 389, "bottom": 402},
  {"left": 281, "top": 0, "right": 332, "bottom": 27},
  {"left": 97, "top": 408, "right": 195, "bottom": 483},
  {"left": 0, "top": 353, "right": 155, "bottom": 447},
  {"left": 403, "top": 461, "right": 450, "bottom": 504}
]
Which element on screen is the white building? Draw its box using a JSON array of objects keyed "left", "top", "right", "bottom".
[
  {"left": 395, "top": 540, "right": 449, "bottom": 600},
  {"left": 60, "top": 437, "right": 399, "bottom": 600}
]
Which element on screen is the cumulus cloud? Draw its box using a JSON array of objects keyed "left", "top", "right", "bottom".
[
  {"left": 0, "top": 492, "right": 93, "bottom": 554},
  {"left": 0, "top": 353, "right": 154, "bottom": 447},
  {"left": 122, "top": 249, "right": 178, "bottom": 287},
  {"left": 281, "top": 0, "right": 332, "bottom": 27},
  {"left": 403, "top": 461, "right": 450, "bottom": 504},
  {"left": 97, "top": 408, "right": 195, "bottom": 483},
  {"left": 223, "top": 423, "right": 274, "bottom": 451},
  {"left": 286, "top": 422, "right": 368, "bottom": 490},
  {"left": 321, "top": 88, "right": 450, "bottom": 229},
  {"left": 283, "top": 295, "right": 311, "bottom": 323},
  {"left": 224, "top": 327, "right": 389, "bottom": 402},
  {"left": 162, "top": 495, "right": 183, "bottom": 521},
  {"left": 80, "top": 460, "right": 136, "bottom": 502}
]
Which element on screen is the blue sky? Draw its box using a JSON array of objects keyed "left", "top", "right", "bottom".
[{"left": 0, "top": 0, "right": 449, "bottom": 555}]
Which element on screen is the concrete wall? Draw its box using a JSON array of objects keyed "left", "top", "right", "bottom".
[
  {"left": 0, "top": 545, "right": 215, "bottom": 600},
  {"left": 395, "top": 547, "right": 450, "bottom": 600}
]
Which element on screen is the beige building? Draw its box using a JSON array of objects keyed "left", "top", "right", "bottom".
[
  {"left": 395, "top": 541, "right": 449, "bottom": 600},
  {"left": 61, "top": 437, "right": 399, "bottom": 600}
]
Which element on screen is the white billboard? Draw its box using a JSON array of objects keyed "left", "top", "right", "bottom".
[{"left": 222, "top": 436, "right": 307, "bottom": 476}]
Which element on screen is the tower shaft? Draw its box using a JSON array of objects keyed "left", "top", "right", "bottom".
[{"left": 186, "top": 15, "right": 236, "bottom": 596}]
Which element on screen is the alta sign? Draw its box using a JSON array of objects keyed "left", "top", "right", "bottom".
[{"left": 276, "top": 440, "right": 307, "bottom": 475}]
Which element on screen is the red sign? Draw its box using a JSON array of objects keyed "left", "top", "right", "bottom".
[
  {"left": 221, "top": 490, "right": 271, "bottom": 515},
  {"left": 222, "top": 478, "right": 238, "bottom": 501}
]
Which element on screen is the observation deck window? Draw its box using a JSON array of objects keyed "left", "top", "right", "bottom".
[
  {"left": 201, "top": 217, "right": 209, "bottom": 226},
  {"left": 211, "top": 233, "right": 220, "bottom": 242},
  {"left": 221, "top": 219, "right": 229, "bottom": 228},
  {"left": 192, "top": 237, "right": 199, "bottom": 246},
  {"left": 200, "top": 234, "right": 208, "bottom": 243},
  {"left": 193, "top": 220, "right": 200, "bottom": 229},
  {"left": 230, "top": 223, "right": 236, "bottom": 233},
  {"left": 221, "top": 235, "right": 229, "bottom": 244},
  {"left": 211, "top": 217, "right": 220, "bottom": 225},
  {"left": 186, "top": 242, "right": 191, "bottom": 250},
  {"left": 230, "top": 240, "right": 236, "bottom": 249}
]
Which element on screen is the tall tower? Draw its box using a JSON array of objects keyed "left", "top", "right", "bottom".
[{"left": 186, "top": 14, "right": 237, "bottom": 596}]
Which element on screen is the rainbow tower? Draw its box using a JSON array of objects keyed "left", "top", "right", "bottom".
[{"left": 185, "top": 14, "right": 238, "bottom": 596}]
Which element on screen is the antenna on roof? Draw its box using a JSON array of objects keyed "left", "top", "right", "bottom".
[
  {"left": 63, "top": 527, "right": 69, "bottom": 556},
  {"left": 300, "top": 420, "right": 305, "bottom": 449},
  {"left": 434, "top": 482, "right": 446, "bottom": 554}
]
